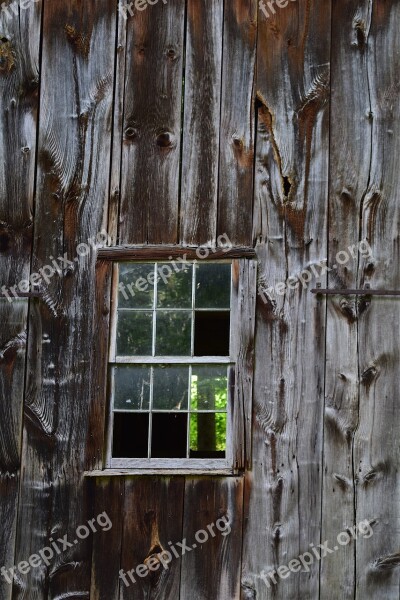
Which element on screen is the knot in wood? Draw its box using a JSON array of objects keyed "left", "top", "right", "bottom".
[{"left": 156, "top": 130, "right": 174, "bottom": 148}]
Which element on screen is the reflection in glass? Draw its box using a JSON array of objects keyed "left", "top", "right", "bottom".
[
  {"left": 195, "top": 263, "right": 231, "bottom": 308},
  {"left": 113, "top": 366, "right": 151, "bottom": 410},
  {"left": 153, "top": 366, "right": 189, "bottom": 410},
  {"left": 117, "top": 311, "right": 153, "bottom": 356},
  {"left": 118, "top": 263, "right": 154, "bottom": 308},
  {"left": 157, "top": 263, "right": 192, "bottom": 308},
  {"left": 155, "top": 311, "right": 191, "bottom": 355}
]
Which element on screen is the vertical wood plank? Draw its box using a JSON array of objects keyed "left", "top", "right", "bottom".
[
  {"left": 217, "top": 0, "right": 257, "bottom": 246},
  {"left": 180, "top": 0, "right": 223, "bottom": 246},
  {"left": 118, "top": 0, "right": 185, "bottom": 245},
  {"left": 320, "top": 0, "right": 370, "bottom": 596},
  {"left": 230, "top": 259, "right": 257, "bottom": 470},
  {"left": 354, "top": 3, "right": 400, "bottom": 597},
  {"left": 180, "top": 477, "right": 244, "bottom": 599},
  {"left": 13, "top": 1, "right": 116, "bottom": 597},
  {"left": 90, "top": 477, "right": 124, "bottom": 600},
  {"left": 0, "top": 2, "right": 41, "bottom": 598},
  {"left": 242, "top": 0, "right": 331, "bottom": 597},
  {"left": 119, "top": 477, "right": 185, "bottom": 600}
]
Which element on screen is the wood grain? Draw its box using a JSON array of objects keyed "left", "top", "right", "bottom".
[
  {"left": 0, "top": 2, "right": 41, "bottom": 598},
  {"left": 180, "top": 0, "right": 224, "bottom": 246},
  {"left": 117, "top": 0, "right": 185, "bottom": 245},
  {"left": 242, "top": 1, "right": 330, "bottom": 597},
  {"left": 217, "top": 0, "right": 257, "bottom": 246},
  {"left": 180, "top": 477, "right": 244, "bottom": 599},
  {"left": 13, "top": 1, "right": 116, "bottom": 597}
]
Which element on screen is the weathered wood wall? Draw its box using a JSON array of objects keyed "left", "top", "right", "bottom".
[{"left": 0, "top": 0, "right": 399, "bottom": 598}]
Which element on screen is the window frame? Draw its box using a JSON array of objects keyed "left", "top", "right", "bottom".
[{"left": 96, "top": 248, "right": 257, "bottom": 476}]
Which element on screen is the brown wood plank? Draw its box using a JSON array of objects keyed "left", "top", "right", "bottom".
[
  {"left": 180, "top": 0, "right": 224, "bottom": 246},
  {"left": 98, "top": 245, "right": 255, "bottom": 260},
  {"left": 117, "top": 0, "right": 185, "bottom": 245},
  {"left": 217, "top": 0, "right": 257, "bottom": 246},
  {"left": 12, "top": 1, "right": 116, "bottom": 597},
  {"left": 119, "top": 477, "right": 185, "bottom": 600},
  {"left": 0, "top": 2, "right": 41, "bottom": 598},
  {"left": 242, "top": 0, "right": 331, "bottom": 597},
  {"left": 90, "top": 477, "right": 124, "bottom": 600},
  {"left": 179, "top": 477, "right": 244, "bottom": 599}
]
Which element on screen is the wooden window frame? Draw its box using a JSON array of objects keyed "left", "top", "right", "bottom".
[{"left": 96, "top": 247, "right": 257, "bottom": 475}]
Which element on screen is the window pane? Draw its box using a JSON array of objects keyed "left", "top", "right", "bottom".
[
  {"left": 153, "top": 366, "right": 189, "bottom": 410},
  {"left": 113, "top": 413, "right": 149, "bottom": 458},
  {"left": 155, "top": 311, "right": 191, "bottom": 355},
  {"left": 113, "top": 366, "right": 151, "bottom": 410},
  {"left": 157, "top": 263, "right": 192, "bottom": 308},
  {"left": 191, "top": 366, "right": 228, "bottom": 410},
  {"left": 194, "top": 311, "right": 230, "bottom": 356},
  {"left": 119, "top": 264, "right": 154, "bottom": 308},
  {"left": 195, "top": 263, "right": 231, "bottom": 308},
  {"left": 117, "top": 311, "right": 153, "bottom": 356},
  {"left": 151, "top": 413, "right": 188, "bottom": 458},
  {"left": 189, "top": 413, "right": 226, "bottom": 458}
]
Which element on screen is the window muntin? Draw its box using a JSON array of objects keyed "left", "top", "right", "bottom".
[{"left": 107, "top": 261, "right": 233, "bottom": 467}]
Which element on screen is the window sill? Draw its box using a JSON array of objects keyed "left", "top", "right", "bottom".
[{"left": 84, "top": 468, "right": 241, "bottom": 477}]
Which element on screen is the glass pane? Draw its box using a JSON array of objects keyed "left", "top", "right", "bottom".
[
  {"left": 155, "top": 311, "right": 191, "bottom": 355},
  {"left": 194, "top": 311, "right": 230, "bottom": 356},
  {"left": 113, "top": 413, "right": 149, "bottom": 458},
  {"left": 189, "top": 413, "right": 226, "bottom": 458},
  {"left": 153, "top": 366, "right": 189, "bottom": 410},
  {"left": 117, "top": 311, "right": 153, "bottom": 356},
  {"left": 191, "top": 366, "right": 228, "bottom": 410},
  {"left": 118, "top": 263, "right": 154, "bottom": 308},
  {"left": 195, "top": 263, "right": 231, "bottom": 308},
  {"left": 151, "top": 413, "right": 188, "bottom": 458},
  {"left": 157, "top": 263, "right": 192, "bottom": 308},
  {"left": 113, "top": 366, "right": 151, "bottom": 410}
]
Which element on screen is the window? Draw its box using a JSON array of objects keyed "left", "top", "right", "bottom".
[{"left": 103, "top": 254, "right": 257, "bottom": 473}]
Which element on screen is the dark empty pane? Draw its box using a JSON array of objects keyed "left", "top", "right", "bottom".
[
  {"left": 113, "top": 366, "right": 151, "bottom": 410},
  {"left": 191, "top": 366, "right": 228, "bottom": 410},
  {"left": 119, "top": 264, "right": 154, "bottom": 308},
  {"left": 151, "top": 413, "right": 188, "bottom": 458},
  {"left": 153, "top": 366, "right": 189, "bottom": 410},
  {"left": 195, "top": 263, "right": 231, "bottom": 308},
  {"left": 157, "top": 263, "right": 192, "bottom": 308},
  {"left": 155, "top": 311, "right": 191, "bottom": 355},
  {"left": 194, "top": 311, "right": 230, "bottom": 356},
  {"left": 112, "top": 412, "right": 149, "bottom": 458},
  {"left": 189, "top": 413, "right": 226, "bottom": 458},
  {"left": 117, "top": 311, "right": 153, "bottom": 356}
]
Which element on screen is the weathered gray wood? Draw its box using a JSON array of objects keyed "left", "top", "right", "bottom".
[
  {"left": 320, "top": 0, "right": 371, "bottom": 596},
  {"left": 242, "top": 1, "right": 330, "bottom": 597},
  {"left": 0, "top": 2, "right": 41, "bottom": 598},
  {"left": 180, "top": 477, "right": 244, "bottom": 599},
  {"left": 230, "top": 259, "right": 257, "bottom": 470},
  {"left": 117, "top": 0, "right": 185, "bottom": 245},
  {"left": 353, "top": 3, "right": 400, "bottom": 598},
  {"left": 180, "top": 0, "right": 223, "bottom": 246},
  {"left": 13, "top": 1, "right": 116, "bottom": 597},
  {"left": 217, "top": 0, "right": 257, "bottom": 246}
]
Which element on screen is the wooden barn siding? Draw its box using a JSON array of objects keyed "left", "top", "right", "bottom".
[{"left": 0, "top": 1, "right": 398, "bottom": 599}]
